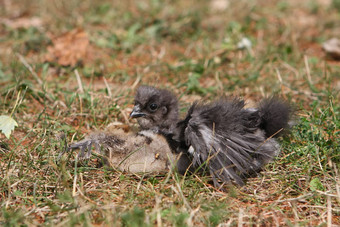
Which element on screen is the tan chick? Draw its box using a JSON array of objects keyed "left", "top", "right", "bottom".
[{"left": 67, "top": 86, "right": 181, "bottom": 174}]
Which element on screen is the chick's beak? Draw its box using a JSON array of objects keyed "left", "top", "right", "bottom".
[{"left": 130, "top": 105, "right": 146, "bottom": 118}]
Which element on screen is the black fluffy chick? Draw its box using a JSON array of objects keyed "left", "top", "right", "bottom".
[
  {"left": 129, "top": 86, "right": 292, "bottom": 187},
  {"left": 130, "top": 85, "right": 179, "bottom": 133}
]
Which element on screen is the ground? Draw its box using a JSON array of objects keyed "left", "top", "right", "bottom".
[{"left": 0, "top": 0, "right": 339, "bottom": 226}]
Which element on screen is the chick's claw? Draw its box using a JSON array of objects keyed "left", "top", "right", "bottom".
[{"left": 68, "top": 139, "right": 97, "bottom": 160}]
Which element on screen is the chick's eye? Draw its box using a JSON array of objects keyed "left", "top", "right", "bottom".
[{"left": 149, "top": 103, "right": 158, "bottom": 111}]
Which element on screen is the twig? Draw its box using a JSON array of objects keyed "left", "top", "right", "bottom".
[
  {"left": 103, "top": 76, "right": 112, "bottom": 98},
  {"left": 131, "top": 71, "right": 141, "bottom": 90},
  {"left": 194, "top": 175, "right": 215, "bottom": 192},
  {"left": 304, "top": 55, "right": 313, "bottom": 85},
  {"left": 171, "top": 182, "right": 191, "bottom": 210},
  {"left": 288, "top": 201, "right": 300, "bottom": 222},
  {"left": 275, "top": 68, "right": 283, "bottom": 84},
  {"left": 136, "top": 161, "right": 147, "bottom": 192},
  {"left": 276, "top": 193, "right": 313, "bottom": 203},
  {"left": 280, "top": 60, "right": 299, "bottom": 78},
  {"left": 16, "top": 53, "right": 43, "bottom": 85},
  {"left": 187, "top": 205, "right": 200, "bottom": 226},
  {"left": 155, "top": 195, "right": 162, "bottom": 227},
  {"left": 117, "top": 105, "right": 129, "bottom": 124},
  {"left": 332, "top": 162, "right": 340, "bottom": 204},
  {"left": 315, "top": 190, "right": 339, "bottom": 197},
  {"left": 72, "top": 158, "right": 78, "bottom": 197},
  {"left": 301, "top": 205, "right": 340, "bottom": 212},
  {"left": 327, "top": 195, "right": 332, "bottom": 227},
  {"left": 77, "top": 185, "right": 100, "bottom": 206},
  {"left": 10, "top": 89, "right": 22, "bottom": 117},
  {"left": 238, "top": 208, "right": 244, "bottom": 227},
  {"left": 75, "top": 69, "right": 84, "bottom": 93}
]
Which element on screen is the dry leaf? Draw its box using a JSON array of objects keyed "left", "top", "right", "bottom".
[
  {"left": 322, "top": 38, "right": 340, "bottom": 60},
  {"left": 0, "top": 115, "right": 18, "bottom": 139},
  {"left": 45, "top": 28, "right": 89, "bottom": 66}
]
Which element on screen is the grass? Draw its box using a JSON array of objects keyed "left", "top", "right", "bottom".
[{"left": 0, "top": 0, "right": 339, "bottom": 226}]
